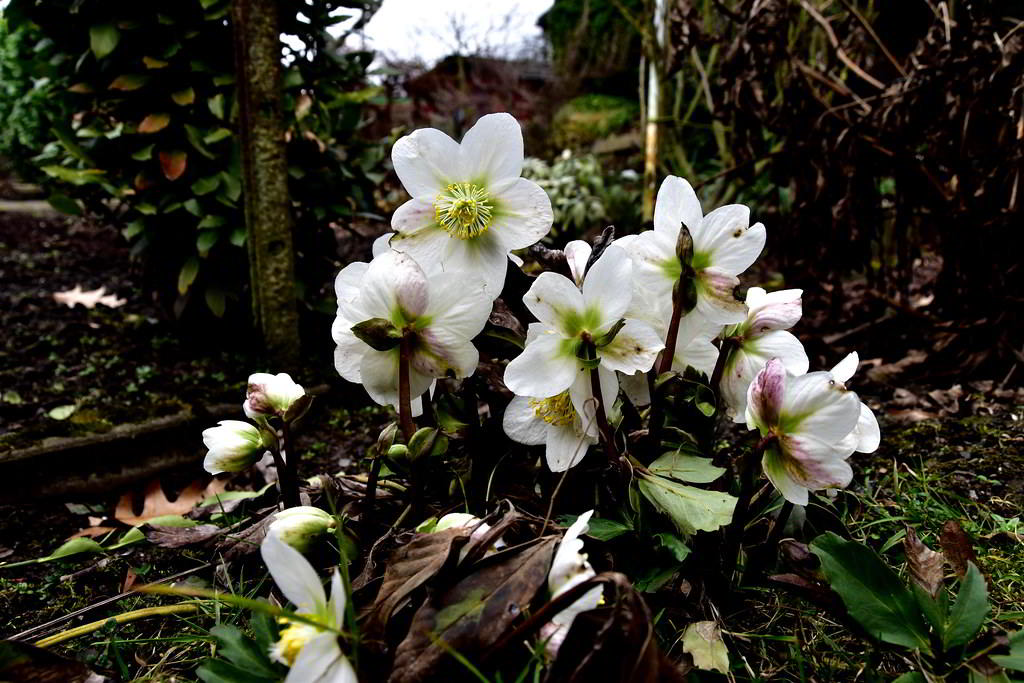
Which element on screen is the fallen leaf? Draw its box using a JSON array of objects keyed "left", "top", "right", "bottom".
[
  {"left": 122, "top": 568, "right": 138, "bottom": 592},
  {"left": 145, "top": 523, "right": 222, "bottom": 548},
  {"left": 681, "top": 621, "right": 729, "bottom": 673},
  {"left": 68, "top": 527, "right": 118, "bottom": 540},
  {"left": 904, "top": 526, "right": 944, "bottom": 598},
  {"left": 114, "top": 479, "right": 217, "bottom": 525},
  {"left": 940, "top": 521, "right": 979, "bottom": 578},
  {"left": 53, "top": 285, "right": 126, "bottom": 309},
  {"left": 47, "top": 404, "right": 77, "bottom": 420}
]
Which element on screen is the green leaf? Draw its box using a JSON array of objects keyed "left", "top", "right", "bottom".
[
  {"left": 229, "top": 228, "right": 246, "bottom": 247},
  {"left": 208, "top": 94, "right": 225, "bottom": 119},
  {"left": 809, "top": 532, "right": 932, "bottom": 653},
  {"left": 197, "top": 230, "right": 220, "bottom": 253},
  {"left": 184, "top": 199, "right": 202, "bottom": 216},
  {"left": 89, "top": 23, "right": 119, "bottom": 59},
  {"left": 198, "top": 214, "right": 226, "bottom": 229},
  {"left": 653, "top": 532, "right": 691, "bottom": 562},
  {"left": 682, "top": 621, "right": 729, "bottom": 673},
  {"left": 41, "top": 166, "right": 105, "bottom": 185},
  {"left": 204, "top": 128, "right": 233, "bottom": 144},
  {"left": 196, "top": 658, "right": 278, "bottom": 683},
  {"left": 205, "top": 288, "right": 226, "bottom": 317},
  {"left": 584, "top": 518, "right": 633, "bottom": 542},
  {"left": 990, "top": 630, "right": 1024, "bottom": 671},
  {"left": 171, "top": 87, "right": 195, "bottom": 106},
  {"left": 637, "top": 473, "right": 737, "bottom": 536},
  {"left": 109, "top": 74, "right": 148, "bottom": 91},
  {"left": 192, "top": 175, "right": 221, "bottom": 195},
  {"left": 892, "top": 674, "right": 927, "bottom": 683},
  {"left": 648, "top": 450, "right": 725, "bottom": 484},
  {"left": 47, "top": 404, "right": 76, "bottom": 420},
  {"left": 47, "top": 194, "right": 82, "bottom": 216},
  {"left": 178, "top": 257, "right": 199, "bottom": 294},
  {"left": 49, "top": 537, "right": 104, "bottom": 560},
  {"left": 138, "top": 113, "right": 170, "bottom": 134},
  {"left": 944, "top": 562, "right": 988, "bottom": 651},
  {"left": 184, "top": 124, "right": 216, "bottom": 159},
  {"left": 131, "top": 144, "right": 154, "bottom": 161},
  {"left": 912, "top": 584, "right": 946, "bottom": 641},
  {"left": 208, "top": 625, "right": 280, "bottom": 678},
  {"left": 121, "top": 220, "right": 145, "bottom": 241}
]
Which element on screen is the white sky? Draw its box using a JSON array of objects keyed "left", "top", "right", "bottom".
[{"left": 340, "top": 0, "right": 554, "bottom": 65}]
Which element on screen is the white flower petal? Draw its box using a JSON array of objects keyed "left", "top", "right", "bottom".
[
  {"left": 334, "top": 262, "right": 367, "bottom": 311},
  {"left": 721, "top": 348, "right": 764, "bottom": 423},
  {"left": 549, "top": 510, "right": 594, "bottom": 592},
  {"left": 491, "top": 177, "right": 554, "bottom": 250},
  {"left": 458, "top": 112, "right": 524, "bottom": 185},
  {"left": 831, "top": 351, "right": 859, "bottom": 383},
  {"left": 853, "top": 402, "right": 880, "bottom": 453},
  {"left": 762, "top": 447, "right": 810, "bottom": 506},
  {"left": 436, "top": 228, "right": 511, "bottom": 297},
  {"left": 568, "top": 365, "right": 619, "bottom": 439},
  {"left": 582, "top": 245, "right": 632, "bottom": 325},
  {"left": 722, "top": 330, "right": 808, "bottom": 421},
  {"left": 503, "top": 396, "right": 548, "bottom": 446},
  {"left": 782, "top": 371, "right": 862, "bottom": 443},
  {"left": 504, "top": 332, "right": 578, "bottom": 398},
  {"left": 410, "top": 327, "right": 480, "bottom": 379},
  {"left": 357, "top": 251, "right": 429, "bottom": 321},
  {"left": 564, "top": 240, "right": 592, "bottom": 286},
  {"left": 709, "top": 219, "right": 766, "bottom": 276},
  {"left": 695, "top": 267, "right": 746, "bottom": 324},
  {"left": 672, "top": 312, "right": 722, "bottom": 376},
  {"left": 653, "top": 175, "right": 703, "bottom": 236},
  {"left": 392, "top": 127, "right": 461, "bottom": 197},
  {"left": 599, "top": 319, "right": 663, "bottom": 375},
  {"left": 328, "top": 569, "right": 345, "bottom": 629},
  {"left": 425, "top": 272, "right": 492, "bottom": 340},
  {"left": 260, "top": 534, "right": 327, "bottom": 615},
  {"left": 523, "top": 272, "right": 585, "bottom": 330},
  {"left": 391, "top": 197, "right": 436, "bottom": 238},
  {"left": 780, "top": 433, "right": 855, "bottom": 490},
  {"left": 618, "top": 370, "right": 651, "bottom": 407},
  {"left": 692, "top": 204, "right": 748, "bottom": 256},
  {"left": 747, "top": 288, "right": 803, "bottom": 334},
  {"left": 372, "top": 232, "right": 393, "bottom": 258},
  {"left": 754, "top": 331, "right": 809, "bottom": 375},
  {"left": 332, "top": 319, "right": 365, "bottom": 384},
  {"left": 619, "top": 230, "right": 678, "bottom": 305},
  {"left": 545, "top": 421, "right": 592, "bottom": 471},
  {"left": 745, "top": 358, "right": 786, "bottom": 432},
  {"left": 284, "top": 631, "right": 347, "bottom": 683}
]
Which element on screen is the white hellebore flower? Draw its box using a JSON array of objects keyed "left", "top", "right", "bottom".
[
  {"left": 745, "top": 358, "right": 863, "bottom": 506},
  {"left": 260, "top": 534, "right": 357, "bottom": 683},
  {"left": 202, "top": 420, "right": 269, "bottom": 474},
  {"left": 720, "top": 287, "right": 809, "bottom": 422},
  {"left": 617, "top": 175, "right": 766, "bottom": 325},
  {"left": 332, "top": 250, "right": 491, "bottom": 411},
  {"left": 388, "top": 112, "right": 554, "bottom": 296},
  {"left": 540, "top": 510, "right": 602, "bottom": 657},
  {"left": 268, "top": 506, "right": 337, "bottom": 553},
  {"left": 831, "top": 352, "right": 881, "bottom": 455},
  {"left": 244, "top": 372, "right": 309, "bottom": 421}
]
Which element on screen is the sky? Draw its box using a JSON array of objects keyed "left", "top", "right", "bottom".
[{"left": 339, "top": 0, "right": 554, "bottom": 65}]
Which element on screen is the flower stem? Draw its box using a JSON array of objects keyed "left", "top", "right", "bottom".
[
  {"left": 34, "top": 604, "right": 199, "bottom": 648},
  {"left": 656, "top": 289, "right": 685, "bottom": 376},
  {"left": 397, "top": 335, "right": 415, "bottom": 441},
  {"left": 724, "top": 435, "right": 776, "bottom": 583},
  {"left": 280, "top": 421, "right": 301, "bottom": 508}
]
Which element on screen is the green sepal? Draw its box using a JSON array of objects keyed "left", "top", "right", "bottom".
[{"left": 351, "top": 317, "right": 401, "bottom": 351}]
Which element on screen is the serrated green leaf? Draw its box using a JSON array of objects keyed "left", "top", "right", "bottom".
[
  {"left": 810, "top": 532, "right": 932, "bottom": 653},
  {"left": 944, "top": 562, "right": 988, "bottom": 651},
  {"left": 648, "top": 450, "right": 725, "bottom": 484},
  {"left": 638, "top": 473, "right": 736, "bottom": 536},
  {"left": 89, "top": 23, "right": 119, "bottom": 59}
]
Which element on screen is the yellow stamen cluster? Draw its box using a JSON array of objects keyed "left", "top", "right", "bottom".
[
  {"left": 434, "top": 182, "right": 494, "bottom": 240},
  {"left": 529, "top": 392, "right": 575, "bottom": 427},
  {"left": 270, "top": 619, "right": 321, "bottom": 667}
]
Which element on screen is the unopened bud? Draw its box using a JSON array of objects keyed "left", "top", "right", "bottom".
[
  {"left": 202, "top": 420, "right": 269, "bottom": 474},
  {"left": 675, "top": 224, "right": 693, "bottom": 265},
  {"left": 408, "top": 427, "right": 448, "bottom": 461},
  {"left": 267, "top": 506, "right": 336, "bottom": 553},
  {"left": 244, "top": 373, "right": 309, "bottom": 421},
  {"left": 351, "top": 317, "right": 402, "bottom": 351}
]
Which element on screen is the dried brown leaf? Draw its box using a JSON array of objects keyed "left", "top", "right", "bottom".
[
  {"left": 53, "top": 285, "right": 126, "bottom": 309},
  {"left": 904, "top": 526, "right": 945, "bottom": 598},
  {"left": 144, "top": 523, "right": 223, "bottom": 548},
  {"left": 114, "top": 479, "right": 219, "bottom": 525},
  {"left": 363, "top": 527, "right": 473, "bottom": 640},
  {"left": 389, "top": 537, "right": 557, "bottom": 683},
  {"left": 940, "top": 520, "right": 979, "bottom": 578}
]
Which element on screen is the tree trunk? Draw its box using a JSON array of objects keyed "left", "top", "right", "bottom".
[{"left": 232, "top": 0, "right": 300, "bottom": 368}]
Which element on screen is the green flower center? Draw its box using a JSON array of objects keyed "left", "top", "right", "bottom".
[
  {"left": 434, "top": 183, "right": 494, "bottom": 240},
  {"left": 529, "top": 392, "right": 575, "bottom": 427}
]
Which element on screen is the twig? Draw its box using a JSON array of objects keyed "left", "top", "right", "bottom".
[
  {"left": 838, "top": 0, "right": 907, "bottom": 76},
  {"left": 798, "top": 0, "right": 886, "bottom": 90}
]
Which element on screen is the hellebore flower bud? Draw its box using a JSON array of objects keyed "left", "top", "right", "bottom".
[
  {"left": 243, "top": 372, "right": 310, "bottom": 422},
  {"left": 267, "top": 506, "right": 336, "bottom": 553},
  {"left": 202, "top": 420, "right": 269, "bottom": 474}
]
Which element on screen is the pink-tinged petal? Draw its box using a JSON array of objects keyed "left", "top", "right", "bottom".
[
  {"left": 695, "top": 267, "right": 746, "bottom": 324},
  {"left": 545, "top": 421, "right": 593, "bottom": 471},
  {"left": 503, "top": 395, "right": 548, "bottom": 446},
  {"left": 358, "top": 250, "right": 429, "bottom": 321},
  {"left": 747, "top": 288, "right": 803, "bottom": 334},
  {"left": 391, "top": 197, "right": 436, "bottom": 237},
  {"left": 260, "top": 534, "right": 326, "bottom": 614},
  {"left": 599, "top": 319, "right": 663, "bottom": 375},
  {"left": 779, "top": 433, "right": 855, "bottom": 490},
  {"left": 424, "top": 271, "right": 492, "bottom": 339},
  {"left": 653, "top": 175, "right": 703, "bottom": 236},
  {"left": 721, "top": 347, "right": 764, "bottom": 423},
  {"left": 762, "top": 447, "right": 809, "bottom": 506},
  {"left": 831, "top": 351, "right": 859, "bottom": 383},
  {"left": 582, "top": 245, "right": 632, "bottom": 324},
  {"left": 392, "top": 127, "right": 461, "bottom": 197},
  {"left": 504, "top": 332, "right": 577, "bottom": 398},
  {"left": 781, "top": 371, "right": 861, "bottom": 443},
  {"left": 568, "top": 365, "right": 619, "bottom": 439},
  {"left": 853, "top": 402, "right": 880, "bottom": 453},
  {"left": 410, "top": 327, "right": 479, "bottom": 379},
  {"left": 490, "top": 177, "right": 553, "bottom": 249},
  {"left": 747, "top": 358, "right": 786, "bottom": 431},
  {"left": 524, "top": 272, "right": 586, "bottom": 331},
  {"left": 458, "top": 112, "right": 524, "bottom": 185},
  {"left": 564, "top": 240, "right": 592, "bottom": 286}
]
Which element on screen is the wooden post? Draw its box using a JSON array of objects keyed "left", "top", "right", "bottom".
[
  {"left": 232, "top": 0, "right": 300, "bottom": 368},
  {"left": 641, "top": 0, "right": 667, "bottom": 221}
]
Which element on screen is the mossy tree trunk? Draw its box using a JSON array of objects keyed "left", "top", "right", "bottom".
[{"left": 232, "top": 0, "right": 300, "bottom": 368}]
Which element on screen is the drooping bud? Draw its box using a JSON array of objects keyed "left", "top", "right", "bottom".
[
  {"left": 351, "top": 317, "right": 402, "bottom": 351},
  {"left": 267, "top": 506, "right": 336, "bottom": 553},
  {"left": 243, "top": 373, "right": 309, "bottom": 421},
  {"left": 202, "top": 420, "right": 269, "bottom": 474}
]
